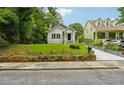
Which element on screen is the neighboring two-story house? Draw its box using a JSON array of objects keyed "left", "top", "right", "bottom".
[
  {"left": 84, "top": 18, "right": 124, "bottom": 40},
  {"left": 47, "top": 24, "right": 76, "bottom": 44}
]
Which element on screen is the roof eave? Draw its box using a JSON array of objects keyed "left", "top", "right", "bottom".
[{"left": 47, "top": 23, "right": 67, "bottom": 32}]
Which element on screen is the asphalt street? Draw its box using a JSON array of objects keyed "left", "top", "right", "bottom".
[{"left": 0, "top": 69, "right": 124, "bottom": 85}]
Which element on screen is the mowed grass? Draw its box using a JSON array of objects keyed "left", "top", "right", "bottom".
[{"left": 0, "top": 44, "right": 89, "bottom": 56}]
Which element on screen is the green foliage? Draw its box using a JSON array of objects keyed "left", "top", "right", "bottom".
[
  {"left": 69, "top": 23, "right": 83, "bottom": 40},
  {"left": 16, "top": 8, "right": 34, "bottom": 43},
  {"left": 82, "top": 38, "right": 103, "bottom": 47},
  {"left": 92, "top": 39, "right": 103, "bottom": 47},
  {"left": 0, "top": 8, "right": 20, "bottom": 43},
  {"left": 0, "top": 39, "right": 9, "bottom": 48},
  {"left": 32, "top": 8, "right": 48, "bottom": 43},
  {"left": 104, "top": 43, "right": 119, "bottom": 51},
  {"left": 69, "top": 44, "right": 80, "bottom": 49},
  {"left": 109, "top": 32, "right": 116, "bottom": 39},
  {"left": 48, "top": 7, "right": 62, "bottom": 27},
  {"left": 97, "top": 32, "right": 105, "bottom": 39},
  {"left": 77, "top": 35, "right": 84, "bottom": 43},
  {"left": 82, "top": 38, "right": 94, "bottom": 45},
  {"left": 118, "top": 7, "right": 124, "bottom": 23},
  {"left": 0, "top": 7, "right": 63, "bottom": 45}
]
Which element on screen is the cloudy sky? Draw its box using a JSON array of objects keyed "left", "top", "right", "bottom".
[{"left": 57, "top": 7, "right": 120, "bottom": 25}]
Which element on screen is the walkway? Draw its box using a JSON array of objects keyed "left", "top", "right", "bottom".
[{"left": 93, "top": 48, "right": 124, "bottom": 60}]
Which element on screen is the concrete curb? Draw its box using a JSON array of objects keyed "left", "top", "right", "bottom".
[{"left": 0, "top": 68, "right": 119, "bottom": 71}]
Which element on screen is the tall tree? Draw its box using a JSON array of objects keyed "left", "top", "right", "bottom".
[
  {"left": 47, "top": 7, "right": 62, "bottom": 27},
  {"left": 118, "top": 7, "right": 124, "bottom": 23},
  {"left": 0, "top": 8, "right": 20, "bottom": 43},
  {"left": 69, "top": 23, "right": 83, "bottom": 40},
  {"left": 16, "top": 8, "right": 34, "bottom": 43},
  {"left": 32, "top": 8, "right": 48, "bottom": 43},
  {"left": 0, "top": 7, "right": 63, "bottom": 45}
]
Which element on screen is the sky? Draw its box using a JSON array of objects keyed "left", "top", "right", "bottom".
[{"left": 57, "top": 7, "right": 120, "bottom": 26}]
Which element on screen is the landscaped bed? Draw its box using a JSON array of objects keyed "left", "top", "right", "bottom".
[{"left": 0, "top": 44, "right": 96, "bottom": 62}]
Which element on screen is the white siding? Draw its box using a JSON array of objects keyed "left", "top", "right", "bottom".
[
  {"left": 47, "top": 25, "right": 76, "bottom": 44},
  {"left": 84, "top": 23, "right": 96, "bottom": 39},
  {"left": 47, "top": 25, "right": 66, "bottom": 44}
]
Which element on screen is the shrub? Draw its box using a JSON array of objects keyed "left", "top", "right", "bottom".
[
  {"left": 77, "top": 35, "right": 84, "bottom": 43},
  {"left": 69, "top": 44, "right": 80, "bottom": 49},
  {"left": 0, "top": 39, "right": 9, "bottom": 48},
  {"left": 82, "top": 38, "right": 103, "bottom": 47},
  {"left": 92, "top": 39, "right": 103, "bottom": 47},
  {"left": 104, "top": 43, "right": 119, "bottom": 51},
  {"left": 82, "top": 38, "right": 94, "bottom": 45}
]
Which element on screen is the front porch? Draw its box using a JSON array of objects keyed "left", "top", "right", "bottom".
[
  {"left": 94, "top": 31, "right": 124, "bottom": 40},
  {"left": 63, "top": 32, "right": 75, "bottom": 43}
]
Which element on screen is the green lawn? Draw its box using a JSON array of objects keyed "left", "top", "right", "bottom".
[{"left": 0, "top": 44, "right": 89, "bottom": 56}]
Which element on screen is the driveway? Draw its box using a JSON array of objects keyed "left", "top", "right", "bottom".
[{"left": 93, "top": 48, "right": 124, "bottom": 60}]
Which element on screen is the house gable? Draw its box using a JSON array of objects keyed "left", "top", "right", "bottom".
[
  {"left": 95, "top": 18, "right": 103, "bottom": 26},
  {"left": 47, "top": 24, "right": 67, "bottom": 33},
  {"left": 84, "top": 21, "right": 97, "bottom": 39},
  {"left": 84, "top": 22, "right": 96, "bottom": 32},
  {"left": 103, "top": 18, "right": 111, "bottom": 26},
  {"left": 65, "top": 27, "right": 76, "bottom": 33}
]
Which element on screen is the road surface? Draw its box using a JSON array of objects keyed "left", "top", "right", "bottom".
[
  {"left": 0, "top": 69, "right": 124, "bottom": 85},
  {"left": 93, "top": 48, "right": 124, "bottom": 60}
]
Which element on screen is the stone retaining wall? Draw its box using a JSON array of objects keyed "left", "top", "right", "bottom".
[{"left": 0, "top": 55, "right": 96, "bottom": 62}]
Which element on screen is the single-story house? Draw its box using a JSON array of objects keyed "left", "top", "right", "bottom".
[
  {"left": 84, "top": 18, "right": 124, "bottom": 40},
  {"left": 47, "top": 24, "right": 76, "bottom": 44}
]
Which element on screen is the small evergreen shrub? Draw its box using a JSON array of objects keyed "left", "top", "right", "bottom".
[{"left": 69, "top": 44, "right": 80, "bottom": 49}]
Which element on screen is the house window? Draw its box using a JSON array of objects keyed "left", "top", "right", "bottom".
[
  {"left": 52, "top": 34, "right": 56, "bottom": 39},
  {"left": 106, "top": 21, "right": 110, "bottom": 26},
  {"left": 115, "top": 23, "right": 118, "bottom": 26},
  {"left": 98, "top": 21, "right": 101, "bottom": 26},
  {"left": 52, "top": 34, "right": 60, "bottom": 39},
  {"left": 54, "top": 34, "right": 56, "bottom": 39},
  {"left": 57, "top": 34, "right": 60, "bottom": 39},
  {"left": 59, "top": 34, "right": 60, "bottom": 38}
]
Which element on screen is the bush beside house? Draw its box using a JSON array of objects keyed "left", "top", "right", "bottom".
[
  {"left": 69, "top": 44, "right": 80, "bottom": 49},
  {"left": 91, "top": 39, "right": 103, "bottom": 47},
  {"left": 80, "top": 38, "right": 103, "bottom": 47}
]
